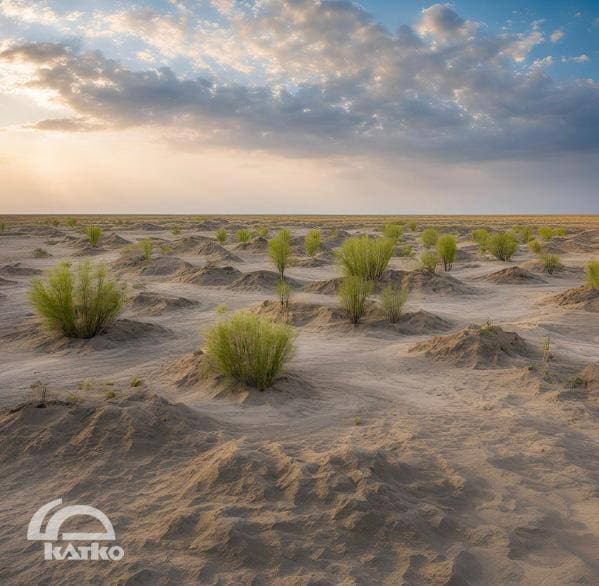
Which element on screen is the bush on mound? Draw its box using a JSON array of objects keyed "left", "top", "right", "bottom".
[
  {"left": 337, "top": 236, "right": 393, "bottom": 281},
  {"left": 204, "top": 312, "right": 295, "bottom": 390},
  {"left": 488, "top": 232, "right": 518, "bottom": 261},
  {"left": 29, "top": 261, "right": 125, "bottom": 338}
]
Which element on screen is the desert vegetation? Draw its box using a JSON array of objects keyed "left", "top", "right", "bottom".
[
  {"left": 268, "top": 230, "right": 292, "bottom": 279},
  {"left": 337, "top": 236, "right": 393, "bottom": 281},
  {"left": 420, "top": 250, "right": 439, "bottom": 272},
  {"left": 236, "top": 229, "right": 251, "bottom": 243},
  {"left": 587, "top": 260, "right": 599, "bottom": 289},
  {"left": 276, "top": 279, "right": 291, "bottom": 309},
  {"left": 436, "top": 234, "right": 457, "bottom": 272},
  {"left": 338, "top": 276, "right": 373, "bottom": 325},
  {"left": 85, "top": 225, "right": 102, "bottom": 247},
  {"left": 472, "top": 228, "right": 490, "bottom": 253},
  {"left": 380, "top": 285, "right": 408, "bottom": 323},
  {"left": 382, "top": 223, "right": 403, "bottom": 243},
  {"left": 420, "top": 228, "right": 439, "bottom": 248},
  {"left": 304, "top": 228, "right": 322, "bottom": 256},
  {"left": 541, "top": 254, "right": 562, "bottom": 274},
  {"left": 488, "top": 231, "right": 518, "bottom": 261},
  {"left": 216, "top": 227, "right": 227, "bottom": 244},
  {"left": 140, "top": 238, "right": 153, "bottom": 263}
]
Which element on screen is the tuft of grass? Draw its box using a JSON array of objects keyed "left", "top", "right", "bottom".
[
  {"left": 140, "top": 238, "right": 153, "bottom": 263},
  {"left": 538, "top": 226, "right": 554, "bottom": 241},
  {"left": 304, "top": 228, "right": 321, "bottom": 256},
  {"left": 85, "top": 226, "right": 102, "bottom": 247},
  {"left": 528, "top": 239, "right": 542, "bottom": 255},
  {"left": 159, "top": 244, "right": 173, "bottom": 255},
  {"left": 380, "top": 285, "right": 408, "bottom": 323},
  {"left": 130, "top": 376, "right": 142, "bottom": 387},
  {"left": 436, "top": 234, "right": 457, "bottom": 272},
  {"left": 171, "top": 226, "right": 182, "bottom": 236},
  {"left": 338, "top": 276, "right": 373, "bottom": 325},
  {"left": 513, "top": 225, "right": 533, "bottom": 243},
  {"left": 268, "top": 230, "right": 291, "bottom": 279},
  {"left": 204, "top": 311, "right": 295, "bottom": 390},
  {"left": 29, "top": 261, "right": 124, "bottom": 338},
  {"left": 33, "top": 247, "right": 49, "bottom": 258},
  {"left": 382, "top": 223, "right": 403, "bottom": 244},
  {"left": 586, "top": 260, "right": 599, "bottom": 289},
  {"left": 256, "top": 226, "right": 269, "bottom": 238},
  {"left": 472, "top": 228, "right": 490, "bottom": 253},
  {"left": 105, "top": 390, "right": 117, "bottom": 400},
  {"left": 554, "top": 227, "right": 567, "bottom": 237},
  {"left": 216, "top": 227, "right": 227, "bottom": 244},
  {"left": 215, "top": 303, "right": 228, "bottom": 314},
  {"left": 0, "top": 222, "right": 5, "bottom": 232},
  {"left": 396, "top": 244, "right": 413, "bottom": 257},
  {"left": 420, "top": 250, "right": 439, "bottom": 272},
  {"left": 542, "top": 336, "right": 552, "bottom": 363},
  {"left": 541, "top": 254, "right": 562, "bottom": 275},
  {"left": 407, "top": 221, "right": 417, "bottom": 232},
  {"left": 66, "top": 217, "right": 77, "bottom": 228},
  {"left": 488, "top": 232, "right": 518, "bottom": 261},
  {"left": 420, "top": 228, "right": 439, "bottom": 248},
  {"left": 337, "top": 236, "right": 393, "bottom": 281},
  {"left": 236, "top": 229, "right": 251, "bottom": 243},
  {"left": 276, "top": 279, "right": 291, "bottom": 308}
]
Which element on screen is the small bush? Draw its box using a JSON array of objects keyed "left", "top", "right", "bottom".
[
  {"left": 171, "top": 226, "right": 181, "bottom": 236},
  {"left": 140, "top": 238, "right": 153, "bottom": 263},
  {"left": 159, "top": 244, "right": 173, "bottom": 255},
  {"left": 130, "top": 376, "right": 142, "bottom": 387},
  {"left": 436, "top": 234, "right": 457, "bottom": 272},
  {"left": 554, "top": 227, "right": 567, "bottom": 237},
  {"left": 304, "top": 228, "right": 321, "bottom": 256},
  {"left": 276, "top": 279, "right": 291, "bottom": 308},
  {"left": 472, "top": 228, "right": 490, "bottom": 252},
  {"left": 420, "top": 228, "right": 439, "bottom": 248},
  {"left": 338, "top": 276, "right": 373, "bottom": 325},
  {"left": 586, "top": 260, "right": 599, "bottom": 289},
  {"left": 488, "top": 232, "right": 518, "bottom": 261},
  {"left": 216, "top": 227, "right": 227, "bottom": 244},
  {"left": 66, "top": 217, "right": 77, "bottom": 228},
  {"left": 380, "top": 285, "right": 408, "bottom": 323},
  {"left": 396, "top": 244, "right": 413, "bottom": 257},
  {"left": 268, "top": 231, "right": 291, "bottom": 278},
  {"left": 257, "top": 226, "right": 269, "bottom": 238},
  {"left": 236, "top": 229, "right": 251, "bottom": 243},
  {"left": 382, "top": 223, "right": 402, "bottom": 243},
  {"left": 337, "top": 236, "right": 393, "bottom": 281},
  {"left": 0, "top": 222, "right": 5, "bottom": 232},
  {"left": 420, "top": 250, "right": 439, "bottom": 272},
  {"left": 538, "top": 226, "right": 554, "bottom": 241},
  {"left": 407, "top": 221, "right": 417, "bottom": 232},
  {"left": 33, "top": 248, "right": 50, "bottom": 258},
  {"left": 541, "top": 254, "right": 562, "bottom": 274},
  {"left": 528, "top": 239, "right": 542, "bottom": 255},
  {"left": 204, "top": 312, "right": 295, "bottom": 390},
  {"left": 85, "top": 226, "right": 102, "bottom": 247},
  {"left": 29, "top": 261, "right": 124, "bottom": 338}
]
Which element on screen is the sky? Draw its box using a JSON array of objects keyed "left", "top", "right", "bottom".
[{"left": 0, "top": 0, "right": 598, "bottom": 214}]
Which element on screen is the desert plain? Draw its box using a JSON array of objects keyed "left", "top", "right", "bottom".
[{"left": 0, "top": 214, "right": 598, "bottom": 585}]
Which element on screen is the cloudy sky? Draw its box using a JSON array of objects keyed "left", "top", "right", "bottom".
[{"left": 1, "top": 0, "right": 598, "bottom": 214}]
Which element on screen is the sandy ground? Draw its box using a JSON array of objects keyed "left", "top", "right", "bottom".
[{"left": 0, "top": 216, "right": 598, "bottom": 584}]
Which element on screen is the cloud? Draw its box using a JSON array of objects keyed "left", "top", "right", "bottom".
[
  {"left": 1, "top": 2, "right": 598, "bottom": 162},
  {"left": 550, "top": 29, "right": 565, "bottom": 43},
  {"left": 561, "top": 54, "right": 590, "bottom": 64}
]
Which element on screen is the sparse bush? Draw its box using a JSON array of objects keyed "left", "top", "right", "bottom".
[
  {"left": 33, "top": 247, "right": 50, "bottom": 258},
  {"left": 338, "top": 276, "right": 373, "bottom": 325},
  {"left": 215, "top": 303, "right": 228, "bottom": 314},
  {"left": 396, "top": 244, "right": 413, "bottom": 257},
  {"left": 541, "top": 254, "right": 562, "bottom": 275},
  {"left": 488, "top": 232, "right": 518, "bottom": 261},
  {"left": 216, "top": 227, "right": 227, "bottom": 244},
  {"left": 472, "top": 228, "right": 490, "bottom": 253},
  {"left": 380, "top": 285, "right": 408, "bottom": 323},
  {"left": 171, "top": 226, "right": 181, "bottom": 236},
  {"left": 140, "top": 238, "right": 153, "bottom": 263},
  {"left": 276, "top": 279, "right": 291, "bottom": 308},
  {"left": 554, "top": 227, "right": 567, "bottom": 237},
  {"left": 257, "top": 226, "right": 269, "bottom": 238},
  {"left": 105, "top": 390, "right": 117, "bottom": 400},
  {"left": 337, "top": 236, "right": 393, "bottom": 281},
  {"left": 268, "top": 231, "right": 291, "bottom": 279},
  {"left": 204, "top": 311, "right": 295, "bottom": 390},
  {"left": 420, "top": 228, "right": 439, "bottom": 248},
  {"left": 236, "top": 229, "right": 251, "bottom": 243},
  {"left": 528, "top": 239, "right": 542, "bottom": 255},
  {"left": 420, "top": 250, "right": 439, "bottom": 272},
  {"left": 66, "top": 217, "right": 77, "bottom": 228},
  {"left": 538, "top": 226, "right": 554, "bottom": 241},
  {"left": 436, "top": 234, "right": 457, "bottom": 272},
  {"left": 382, "top": 223, "right": 402, "bottom": 244},
  {"left": 0, "top": 222, "right": 5, "bottom": 232},
  {"left": 85, "top": 226, "right": 102, "bottom": 247},
  {"left": 407, "top": 221, "right": 417, "bottom": 232},
  {"left": 130, "top": 376, "right": 142, "bottom": 387},
  {"left": 29, "top": 261, "right": 125, "bottom": 338},
  {"left": 50, "top": 218, "right": 60, "bottom": 227},
  {"left": 159, "top": 244, "right": 173, "bottom": 255},
  {"left": 304, "top": 228, "right": 321, "bottom": 256},
  {"left": 586, "top": 260, "right": 599, "bottom": 289}
]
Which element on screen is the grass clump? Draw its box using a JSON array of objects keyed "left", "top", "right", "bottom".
[
  {"left": 33, "top": 247, "right": 50, "bottom": 258},
  {"left": 0, "top": 222, "right": 5, "bottom": 232},
  {"left": 204, "top": 311, "right": 295, "bottom": 390},
  {"left": 337, "top": 236, "right": 393, "bottom": 281},
  {"left": 472, "top": 228, "right": 490, "bottom": 252},
  {"left": 304, "top": 228, "right": 321, "bottom": 256},
  {"left": 276, "top": 279, "right": 291, "bottom": 308},
  {"left": 236, "top": 229, "right": 251, "bottom": 243},
  {"left": 407, "top": 221, "right": 417, "bottom": 232},
  {"left": 554, "top": 227, "right": 567, "bottom": 237},
  {"left": 538, "top": 226, "right": 554, "bottom": 241},
  {"left": 130, "top": 376, "right": 142, "bottom": 388},
  {"left": 382, "top": 223, "right": 403, "bottom": 244},
  {"left": 66, "top": 217, "right": 77, "bottom": 228},
  {"left": 396, "top": 244, "right": 413, "bottom": 257},
  {"left": 85, "top": 226, "right": 102, "bottom": 247},
  {"left": 338, "top": 276, "right": 373, "bottom": 325},
  {"left": 541, "top": 254, "right": 562, "bottom": 275},
  {"left": 488, "top": 232, "right": 518, "bottom": 261},
  {"left": 268, "top": 230, "right": 291, "bottom": 279},
  {"left": 140, "top": 238, "right": 153, "bottom": 263},
  {"left": 436, "top": 234, "right": 457, "bottom": 272},
  {"left": 528, "top": 239, "right": 542, "bottom": 255},
  {"left": 171, "top": 226, "right": 181, "bottom": 236},
  {"left": 216, "top": 227, "right": 227, "bottom": 244},
  {"left": 380, "top": 285, "right": 408, "bottom": 323},
  {"left": 256, "top": 226, "right": 269, "bottom": 238},
  {"left": 29, "top": 261, "right": 124, "bottom": 338},
  {"left": 586, "top": 260, "right": 599, "bottom": 289},
  {"left": 420, "top": 250, "right": 439, "bottom": 272},
  {"left": 420, "top": 228, "right": 439, "bottom": 248}
]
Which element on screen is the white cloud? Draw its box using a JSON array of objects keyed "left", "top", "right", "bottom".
[
  {"left": 562, "top": 54, "right": 590, "bottom": 64},
  {"left": 550, "top": 29, "right": 565, "bottom": 43}
]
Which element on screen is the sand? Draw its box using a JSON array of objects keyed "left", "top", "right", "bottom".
[{"left": 0, "top": 215, "right": 598, "bottom": 584}]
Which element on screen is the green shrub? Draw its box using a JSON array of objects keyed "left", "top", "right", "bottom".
[
  {"left": 538, "top": 226, "right": 554, "bottom": 241},
  {"left": 159, "top": 244, "right": 173, "bottom": 255},
  {"left": 541, "top": 254, "right": 562, "bottom": 275},
  {"left": 338, "top": 276, "right": 373, "bottom": 325},
  {"left": 586, "top": 260, "right": 599, "bottom": 289},
  {"left": 528, "top": 239, "right": 542, "bottom": 255},
  {"left": 140, "top": 238, "right": 153, "bottom": 263},
  {"left": 216, "top": 227, "right": 227, "bottom": 244},
  {"left": 554, "top": 227, "right": 567, "bottom": 237},
  {"left": 268, "top": 231, "right": 291, "bottom": 278},
  {"left": 380, "top": 285, "right": 408, "bottom": 323},
  {"left": 304, "top": 228, "right": 321, "bottom": 256},
  {"left": 257, "top": 226, "right": 269, "bottom": 238},
  {"left": 276, "top": 279, "right": 291, "bottom": 308},
  {"left": 471, "top": 228, "right": 490, "bottom": 253},
  {"left": 382, "top": 223, "right": 402, "bottom": 243},
  {"left": 420, "top": 228, "right": 439, "bottom": 248},
  {"left": 436, "top": 234, "right": 457, "bottom": 272},
  {"left": 85, "top": 226, "right": 102, "bottom": 247},
  {"left": 65, "top": 217, "right": 77, "bottom": 228},
  {"left": 420, "top": 251, "right": 439, "bottom": 272},
  {"left": 236, "top": 229, "right": 251, "bottom": 243},
  {"left": 407, "top": 221, "right": 417, "bottom": 232},
  {"left": 396, "top": 244, "right": 413, "bottom": 257},
  {"left": 337, "top": 236, "right": 393, "bottom": 281},
  {"left": 204, "top": 312, "right": 295, "bottom": 390},
  {"left": 488, "top": 232, "right": 518, "bottom": 261},
  {"left": 29, "top": 261, "right": 124, "bottom": 338},
  {"left": 0, "top": 222, "right": 5, "bottom": 232},
  {"left": 171, "top": 226, "right": 181, "bottom": 236},
  {"left": 130, "top": 376, "right": 142, "bottom": 387}
]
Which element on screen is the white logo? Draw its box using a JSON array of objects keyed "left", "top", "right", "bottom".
[{"left": 27, "top": 499, "right": 124, "bottom": 561}]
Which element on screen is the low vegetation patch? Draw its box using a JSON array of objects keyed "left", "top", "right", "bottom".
[
  {"left": 541, "top": 254, "right": 562, "bottom": 275},
  {"left": 140, "top": 238, "right": 153, "bottom": 263},
  {"left": 216, "top": 227, "right": 227, "bottom": 244},
  {"left": 382, "top": 223, "right": 403, "bottom": 244},
  {"left": 436, "top": 234, "right": 457, "bottom": 272},
  {"left": 337, "top": 235, "right": 393, "bottom": 281},
  {"left": 85, "top": 226, "right": 102, "bottom": 247},
  {"left": 420, "top": 228, "right": 439, "bottom": 248},
  {"left": 420, "top": 250, "right": 439, "bottom": 272},
  {"left": 488, "top": 232, "right": 518, "bottom": 261},
  {"left": 338, "top": 276, "right": 373, "bottom": 325},
  {"left": 380, "top": 285, "right": 408, "bottom": 323},
  {"left": 471, "top": 228, "right": 490, "bottom": 253},
  {"left": 236, "top": 229, "right": 251, "bottom": 243},
  {"left": 587, "top": 260, "right": 599, "bottom": 289},
  {"left": 268, "top": 230, "right": 292, "bottom": 278},
  {"left": 304, "top": 228, "right": 322, "bottom": 256}
]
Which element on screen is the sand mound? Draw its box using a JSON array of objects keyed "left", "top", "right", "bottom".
[
  {"left": 141, "top": 256, "right": 192, "bottom": 276},
  {"left": 234, "top": 236, "right": 268, "bottom": 252},
  {"left": 130, "top": 292, "right": 199, "bottom": 316},
  {"left": 0, "top": 276, "right": 17, "bottom": 286},
  {"left": 100, "top": 232, "right": 131, "bottom": 248},
  {"left": 171, "top": 235, "right": 240, "bottom": 260},
  {"left": 162, "top": 350, "right": 207, "bottom": 388},
  {"left": 578, "top": 364, "right": 599, "bottom": 391},
  {"left": 410, "top": 324, "right": 532, "bottom": 368},
  {"left": 0, "top": 263, "right": 42, "bottom": 277},
  {"left": 561, "top": 230, "right": 599, "bottom": 253},
  {"left": 176, "top": 264, "right": 242, "bottom": 286},
  {"left": 405, "top": 268, "right": 479, "bottom": 295},
  {"left": 131, "top": 222, "right": 164, "bottom": 231},
  {"left": 548, "top": 286, "right": 599, "bottom": 312},
  {"left": 303, "top": 277, "right": 344, "bottom": 295},
  {"left": 479, "top": 266, "right": 547, "bottom": 284},
  {"left": 229, "top": 270, "right": 302, "bottom": 292},
  {"left": 395, "top": 310, "right": 452, "bottom": 334},
  {"left": 521, "top": 259, "right": 581, "bottom": 276}
]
